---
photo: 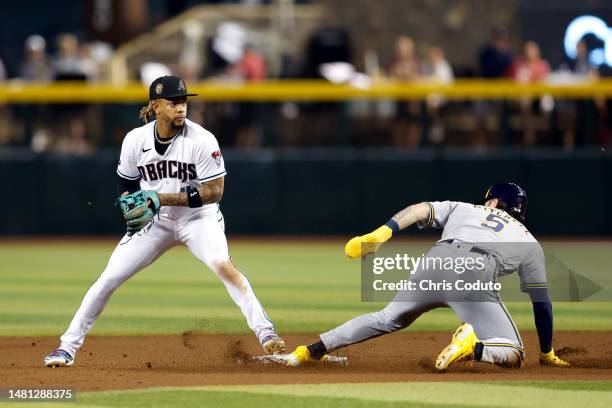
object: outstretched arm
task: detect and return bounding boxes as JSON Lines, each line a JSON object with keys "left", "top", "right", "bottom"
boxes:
{"left": 388, "top": 202, "right": 432, "bottom": 230}
{"left": 345, "top": 202, "right": 431, "bottom": 258}
{"left": 526, "top": 288, "right": 553, "bottom": 354}
{"left": 157, "top": 177, "right": 224, "bottom": 207}
{"left": 526, "top": 288, "right": 570, "bottom": 367}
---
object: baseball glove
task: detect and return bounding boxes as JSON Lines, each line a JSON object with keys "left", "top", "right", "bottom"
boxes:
{"left": 117, "top": 190, "right": 161, "bottom": 236}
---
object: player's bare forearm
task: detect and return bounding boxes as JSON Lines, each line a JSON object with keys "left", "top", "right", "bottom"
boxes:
{"left": 196, "top": 177, "right": 224, "bottom": 204}
{"left": 391, "top": 202, "right": 431, "bottom": 230}
{"left": 157, "top": 177, "right": 224, "bottom": 207}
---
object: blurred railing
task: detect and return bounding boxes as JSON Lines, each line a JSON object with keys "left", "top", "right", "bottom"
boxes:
{"left": 0, "top": 80, "right": 610, "bottom": 150}
{"left": 1, "top": 79, "right": 611, "bottom": 102}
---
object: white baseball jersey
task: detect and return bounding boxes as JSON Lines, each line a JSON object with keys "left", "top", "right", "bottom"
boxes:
{"left": 57, "top": 118, "right": 279, "bottom": 360}
{"left": 418, "top": 201, "right": 546, "bottom": 291}
{"left": 116, "top": 118, "right": 226, "bottom": 218}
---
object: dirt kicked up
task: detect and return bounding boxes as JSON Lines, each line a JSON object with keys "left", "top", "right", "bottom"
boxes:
{"left": 1, "top": 331, "right": 611, "bottom": 392}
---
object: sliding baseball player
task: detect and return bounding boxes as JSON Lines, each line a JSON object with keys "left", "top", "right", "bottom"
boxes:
{"left": 287, "top": 183, "right": 569, "bottom": 370}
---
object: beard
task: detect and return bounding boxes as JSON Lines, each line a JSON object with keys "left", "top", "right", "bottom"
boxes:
{"left": 170, "top": 118, "right": 185, "bottom": 132}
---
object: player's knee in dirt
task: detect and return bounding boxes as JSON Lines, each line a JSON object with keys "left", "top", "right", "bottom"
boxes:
{"left": 496, "top": 349, "right": 523, "bottom": 368}
{"left": 479, "top": 341, "right": 523, "bottom": 368}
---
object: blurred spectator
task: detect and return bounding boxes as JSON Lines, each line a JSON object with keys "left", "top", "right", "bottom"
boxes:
{"left": 390, "top": 36, "right": 421, "bottom": 147}
{"left": 20, "top": 35, "right": 52, "bottom": 82}
{"left": 212, "top": 40, "right": 267, "bottom": 82}
{"left": 566, "top": 39, "right": 598, "bottom": 77}
{"left": 479, "top": 27, "right": 513, "bottom": 78}
{"left": 558, "top": 40, "right": 601, "bottom": 149}
{"left": 49, "top": 33, "right": 94, "bottom": 155}
{"left": 19, "top": 35, "right": 53, "bottom": 152}
{"left": 422, "top": 46, "right": 454, "bottom": 144}
{"left": 508, "top": 41, "right": 551, "bottom": 146}
{"left": 234, "top": 44, "right": 267, "bottom": 147}
{"left": 238, "top": 44, "right": 266, "bottom": 81}
{"left": 302, "top": 26, "right": 352, "bottom": 79}
{"left": 204, "top": 23, "right": 268, "bottom": 148}
{"left": 178, "top": 21, "right": 207, "bottom": 141}
{"left": 0, "top": 55, "right": 16, "bottom": 146}
{"left": 473, "top": 28, "right": 514, "bottom": 148}
{"left": 53, "top": 33, "right": 90, "bottom": 81}
{"left": 178, "top": 20, "right": 204, "bottom": 82}
{"left": 422, "top": 46, "right": 453, "bottom": 84}
{"left": 211, "top": 22, "right": 247, "bottom": 80}
{"left": 390, "top": 36, "right": 420, "bottom": 81}
{"left": 508, "top": 41, "right": 550, "bottom": 83}
{"left": 54, "top": 119, "right": 93, "bottom": 156}
{"left": 80, "top": 41, "right": 114, "bottom": 82}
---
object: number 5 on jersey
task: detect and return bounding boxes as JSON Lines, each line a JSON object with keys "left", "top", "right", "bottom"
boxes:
{"left": 481, "top": 213, "right": 509, "bottom": 232}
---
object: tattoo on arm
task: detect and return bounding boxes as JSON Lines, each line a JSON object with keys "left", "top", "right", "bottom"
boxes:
{"left": 197, "top": 177, "right": 224, "bottom": 204}
{"left": 157, "top": 177, "right": 225, "bottom": 207}
{"left": 157, "top": 192, "right": 188, "bottom": 207}
{"left": 392, "top": 207, "right": 413, "bottom": 224}
{"left": 390, "top": 202, "right": 431, "bottom": 230}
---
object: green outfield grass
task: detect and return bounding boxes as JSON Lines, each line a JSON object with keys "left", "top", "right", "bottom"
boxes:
{"left": 0, "top": 240, "right": 611, "bottom": 336}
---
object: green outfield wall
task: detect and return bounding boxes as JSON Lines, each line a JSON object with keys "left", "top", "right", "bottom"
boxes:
{"left": 1, "top": 147, "right": 610, "bottom": 236}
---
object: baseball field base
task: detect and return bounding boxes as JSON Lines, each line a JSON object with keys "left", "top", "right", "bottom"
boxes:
{"left": 251, "top": 354, "right": 349, "bottom": 365}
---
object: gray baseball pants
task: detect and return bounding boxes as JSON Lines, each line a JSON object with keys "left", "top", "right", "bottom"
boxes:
{"left": 320, "top": 241, "right": 524, "bottom": 367}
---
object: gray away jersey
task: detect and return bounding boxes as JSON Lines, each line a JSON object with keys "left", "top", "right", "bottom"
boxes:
{"left": 417, "top": 201, "right": 547, "bottom": 291}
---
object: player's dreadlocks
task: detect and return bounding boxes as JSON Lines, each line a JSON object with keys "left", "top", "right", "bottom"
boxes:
{"left": 139, "top": 101, "right": 156, "bottom": 123}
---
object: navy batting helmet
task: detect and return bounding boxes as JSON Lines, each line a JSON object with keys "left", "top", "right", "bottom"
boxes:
{"left": 484, "top": 182, "right": 528, "bottom": 222}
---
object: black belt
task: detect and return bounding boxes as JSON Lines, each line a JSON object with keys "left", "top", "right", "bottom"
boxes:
{"left": 442, "top": 239, "right": 489, "bottom": 257}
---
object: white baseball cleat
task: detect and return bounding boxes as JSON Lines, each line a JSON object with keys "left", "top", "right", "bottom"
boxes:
{"left": 44, "top": 349, "right": 75, "bottom": 367}
{"left": 259, "top": 330, "right": 286, "bottom": 355}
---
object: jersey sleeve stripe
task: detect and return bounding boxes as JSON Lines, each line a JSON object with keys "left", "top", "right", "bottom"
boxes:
{"left": 199, "top": 171, "right": 227, "bottom": 182}
{"left": 117, "top": 169, "right": 141, "bottom": 180}
{"left": 423, "top": 202, "right": 435, "bottom": 228}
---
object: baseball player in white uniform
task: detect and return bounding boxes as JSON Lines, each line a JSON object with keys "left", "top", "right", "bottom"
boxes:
{"left": 286, "top": 183, "right": 570, "bottom": 370}
{"left": 44, "top": 75, "right": 284, "bottom": 367}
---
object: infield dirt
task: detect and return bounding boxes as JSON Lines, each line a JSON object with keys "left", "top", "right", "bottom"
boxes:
{"left": 1, "top": 331, "right": 611, "bottom": 392}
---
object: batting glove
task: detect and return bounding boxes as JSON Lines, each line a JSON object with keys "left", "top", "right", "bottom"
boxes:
{"left": 345, "top": 225, "right": 393, "bottom": 258}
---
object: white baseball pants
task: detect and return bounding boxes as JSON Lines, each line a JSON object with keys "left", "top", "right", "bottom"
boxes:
{"left": 58, "top": 212, "right": 275, "bottom": 356}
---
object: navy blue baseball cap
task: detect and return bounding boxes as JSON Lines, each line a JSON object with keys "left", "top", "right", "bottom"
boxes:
{"left": 149, "top": 76, "right": 198, "bottom": 100}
